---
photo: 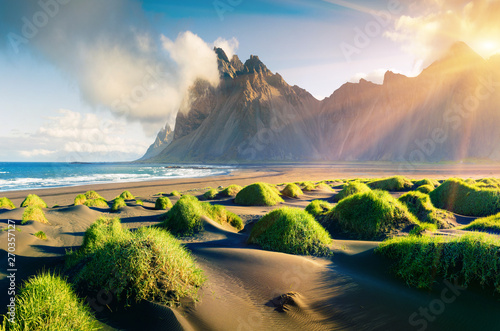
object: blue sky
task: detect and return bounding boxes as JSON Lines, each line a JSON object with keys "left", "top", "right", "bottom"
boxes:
{"left": 1, "top": 0, "right": 497, "bottom": 162}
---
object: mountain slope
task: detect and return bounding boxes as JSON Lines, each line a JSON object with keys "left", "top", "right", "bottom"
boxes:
{"left": 142, "top": 43, "right": 500, "bottom": 163}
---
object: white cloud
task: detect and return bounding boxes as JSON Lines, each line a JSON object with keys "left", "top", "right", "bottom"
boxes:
{"left": 213, "top": 37, "right": 240, "bottom": 59}
{"left": 19, "top": 149, "right": 56, "bottom": 158}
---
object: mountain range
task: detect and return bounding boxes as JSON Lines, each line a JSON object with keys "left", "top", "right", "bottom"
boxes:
{"left": 140, "top": 42, "right": 500, "bottom": 164}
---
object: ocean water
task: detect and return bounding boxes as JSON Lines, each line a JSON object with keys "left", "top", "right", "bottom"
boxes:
{"left": 0, "top": 162, "right": 233, "bottom": 192}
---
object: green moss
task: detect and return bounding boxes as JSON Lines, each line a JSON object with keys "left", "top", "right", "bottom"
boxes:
{"left": 83, "top": 198, "right": 109, "bottom": 208}
{"left": 248, "top": 207, "right": 331, "bottom": 256}
{"left": 281, "top": 183, "right": 303, "bottom": 198}
{"left": 1, "top": 272, "right": 99, "bottom": 331}
{"left": 20, "top": 194, "right": 47, "bottom": 208}
{"left": 155, "top": 197, "right": 173, "bottom": 210}
{"left": 460, "top": 212, "right": 500, "bottom": 233}
{"left": 22, "top": 206, "right": 49, "bottom": 224}
{"left": 84, "top": 190, "right": 103, "bottom": 200}
{"left": 203, "top": 188, "right": 219, "bottom": 200}
{"left": 429, "top": 178, "right": 500, "bottom": 216}
{"left": 74, "top": 194, "right": 87, "bottom": 206}
{"left": 368, "top": 176, "right": 413, "bottom": 191}
{"left": 119, "top": 190, "right": 135, "bottom": 200}
{"left": 320, "top": 190, "right": 418, "bottom": 240}
{"left": 66, "top": 217, "right": 205, "bottom": 307}
{"left": 305, "top": 200, "right": 333, "bottom": 217}
{"left": 0, "top": 197, "right": 15, "bottom": 209}
{"left": 376, "top": 233, "right": 500, "bottom": 291}
{"left": 415, "top": 184, "right": 434, "bottom": 194}
{"left": 169, "top": 190, "right": 182, "bottom": 197}
{"left": 398, "top": 191, "right": 452, "bottom": 229}
{"left": 235, "top": 182, "right": 284, "bottom": 206}
{"left": 111, "top": 197, "right": 127, "bottom": 212}
{"left": 34, "top": 231, "right": 47, "bottom": 240}
{"left": 219, "top": 184, "right": 243, "bottom": 197}
{"left": 335, "top": 181, "right": 371, "bottom": 202}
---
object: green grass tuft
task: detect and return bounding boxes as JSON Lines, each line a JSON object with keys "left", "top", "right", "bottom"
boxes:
{"left": 376, "top": 233, "right": 500, "bottom": 291}
{"left": 248, "top": 207, "right": 331, "bottom": 256}
{"left": 84, "top": 190, "right": 103, "bottom": 200}
{"left": 281, "top": 183, "right": 303, "bottom": 198}
{"left": 111, "top": 197, "right": 127, "bottom": 212}
{"left": 203, "top": 188, "right": 219, "bottom": 200}
{"left": 460, "top": 212, "right": 500, "bottom": 233}
{"left": 415, "top": 184, "right": 434, "bottom": 194}
{"left": 429, "top": 178, "right": 500, "bottom": 216}
{"left": 169, "top": 190, "right": 182, "bottom": 197}
{"left": 305, "top": 200, "right": 333, "bottom": 217}
{"left": 74, "top": 194, "right": 87, "bottom": 205}
{"left": 413, "top": 178, "right": 439, "bottom": 188}
{"left": 320, "top": 190, "right": 418, "bottom": 239}
{"left": 83, "top": 198, "right": 109, "bottom": 208}
{"left": 219, "top": 184, "right": 243, "bottom": 197}
{"left": 314, "top": 183, "right": 333, "bottom": 191}
{"left": 34, "top": 231, "right": 47, "bottom": 240}
{"left": 0, "top": 197, "right": 15, "bottom": 209}
{"left": 22, "top": 206, "right": 49, "bottom": 224}
{"left": 20, "top": 194, "right": 47, "bottom": 208}
{"left": 155, "top": 196, "right": 173, "bottom": 210}
{"left": 235, "top": 182, "right": 284, "bottom": 206}
{"left": 368, "top": 176, "right": 413, "bottom": 191}
{"left": 66, "top": 218, "right": 205, "bottom": 307}
{"left": 1, "top": 272, "right": 99, "bottom": 331}
{"left": 334, "top": 181, "right": 371, "bottom": 202}
{"left": 135, "top": 199, "right": 143, "bottom": 205}
{"left": 398, "top": 191, "right": 453, "bottom": 228}
{"left": 298, "top": 181, "right": 316, "bottom": 191}
{"left": 202, "top": 204, "right": 243, "bottom": 230}
{"left": 119, "top": 190, "right": 135, "bottom": 200}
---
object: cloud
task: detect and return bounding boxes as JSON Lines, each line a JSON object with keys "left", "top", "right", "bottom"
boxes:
{"left": 385, "top": 0, "right": 500, "bottom": 67}
{"left": 19, "top": 149, "right": 56, "bottom": 158}
{"left": 0, "top": 1, "right": 236, "bottom": 136}
{"left": 213, "top": 37, "right": 239, "bottom": 59}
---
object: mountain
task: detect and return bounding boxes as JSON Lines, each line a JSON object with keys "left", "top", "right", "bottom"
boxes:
{"left": 141, "top": 42, "right": 500, "bottom": 163}
{"left": 140, "top": 124, "right": 174, "bottom": 160}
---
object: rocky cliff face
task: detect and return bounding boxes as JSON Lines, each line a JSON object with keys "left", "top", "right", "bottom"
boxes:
{"left": 139, "top": 124, "right": 174, "bottom": 160}
{"left": 141, "top": 42, "right": 500, "bottom": 163}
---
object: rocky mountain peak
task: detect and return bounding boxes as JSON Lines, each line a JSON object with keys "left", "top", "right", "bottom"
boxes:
{"left": 243, "top": 55, "right": 271, "bottom": 75}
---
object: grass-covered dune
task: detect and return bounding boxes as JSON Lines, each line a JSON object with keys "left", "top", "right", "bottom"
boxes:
{"left": 281, "top": 183, "right": 303, "bottom": 198}
{"left": 161, "top": 195, "right": 243, "bottom": 236}
{"left": 415, "top": 184, "right": 434, "bottom": 194}
{"left": 0, "top": 197, "right": 15, "bottom": 209}
{"left": 119, "top": 190, "right": 135, "bottom": 200}
{"left": 111, "top": 197, "right": 127, "bottom": 212}
{"left": 376, "top": 233, "right": 500, "bottom": 292}
{"left": 320, "top": 190, "right": 418, "bottom": 239}
{"left": 203, "top": 188, "right": 219, "bottom": 200}
{"left": 218, "top": 184, "right": 242, "bottom": 197}
{"left": 413, "top": 178, "right": 439, "bottom": 188}
{"left": 334, "top": 181, "right": 371, "bottom": 202}
{"left": 22, "top": 206, "right": 49, "bottom": 224}
{"left": 429, "top": 178, "right": 500, "bottom": 217}
{"left": 20, "top": 194, "right": 47, "bottom": 208}
{"left": 1, "top": 272, "right": 99, "bottom": 331}
{"left": 398, "top": 191, "right": 453, "bottom": 229}
{"left": 66, "top": 216, "right": 205, "bottom": 307}
{"left": 155, "top": 196, "right": 173, "bottom": 210}
{"left": 305, "top": 200, "right": 333, "bottom": 217}
{"left": 460, "top": 212, "right": 500, "bottom": 234}
{"left": 84, "top": 198, "right": 109, "bottom": 208}
{"left": 235, "top": 182, "right": 284, "bottom": 206}
{"left": 248, "top": 207, "right": 331, "bottom": 256}
{"left": 368, "top": 176, "right": 413, "bottom": 191}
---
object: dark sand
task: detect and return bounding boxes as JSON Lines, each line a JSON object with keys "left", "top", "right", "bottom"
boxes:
{"left": 2, "top": 164, "right": 500, "bottom": 330}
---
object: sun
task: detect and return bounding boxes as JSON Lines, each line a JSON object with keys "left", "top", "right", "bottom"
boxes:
{"left": 476, "top": 40, "right": 500, "bottom": 57}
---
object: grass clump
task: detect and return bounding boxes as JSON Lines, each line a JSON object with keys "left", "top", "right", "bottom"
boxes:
{"left": 248, "top": 207, "right": 331, "bottom": 256}
{"left": 119, "top": 190, "right": 135, "bottom": 200}
{"left": 475, "top": 178, "right": 500, "bottom": 189}
{"left": 235, "top": 182, "right": 284, "bottom": 206}
{"left": 281, "top": 183, "right": 303, "bottom": 198}
{"left": 0, "top": 197, "right": 15, "bottom": 209}
{"left": 398, "top": 191, "right": 452, "bottom": 229}
{"left": 416, "top": 184, "right": 433, "bottom": 194}
{"left": 305, "top": 200, "right": 333, "bottom": 217}
{"left": 368, "top": 176, "right": 413, "bottom": 191}
{"left": 219, "top": 184, "right": 242, "bottom": 197}
{"left": 22, "top": 206, "right": 49, "bottom": 224}
{"left": 84, "top": 198, "right": 109, "bottom": 208}
{"left": 66, "top": 217, "right": 205, "bottom": 307}
{"left": 203, "top": 188, "right": 219, "bottom": 200}
{"left": 34, "top": 231, "right": 47, "bottom": 240}
{"left": 20, "top": 194, "right": 47, "bottom": 208}
{"left": 169, "top": 190, "right": 181, "bottom": 197}
{"left": 413, "top": 178, "right": 439, "bottom": 188}
{"left": 314, "top": 183, "right": 333, "bottom": 191}
{"left": 161, "top": 196, "right": 243, "bottom": 235}
{"left": 84, "top": 190, "right": 103, "bottom": 200}
{"left": 155, "top": 196, "right": 173, "bottom": 210}
{"left": 376, "top": 233, "right": 500, "bottom": 291}
{"left": 74, "top": 194, "right": 87, "bottom": 206}
{"left": 111, "top": 197, "right": 127, "bottom": 212}
{"left": 429, "top": 178, "right": 500, "bottom": 217}
{"left": 1, "top": 272, "right": 99, "bottom": 331}
{"left": 460, "top": 212, "right": 500, "bottom": 234}
{"left": 135, "top": 199, "right": 143, "bottom": 205}
{"left": 320, "top": 190, "right": 418, "bottom": 240}
{"left": 298, "top": 181, "right": 316, "bottom": 191}
{"left": 334, "top": 181, "right": 371, "bottom": 202}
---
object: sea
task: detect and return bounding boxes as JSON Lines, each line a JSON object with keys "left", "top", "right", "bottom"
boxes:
{"left": 0, "top": 162, "right": 234, "bottom": 192}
